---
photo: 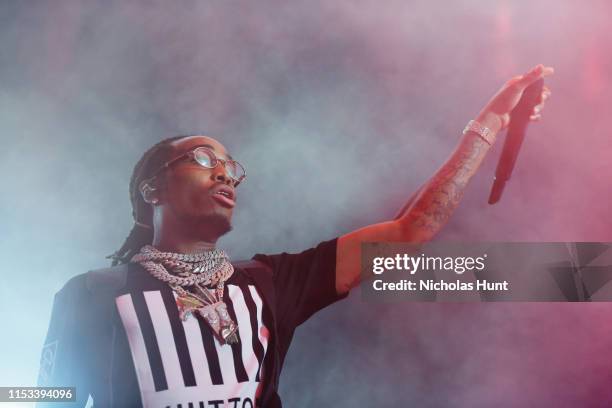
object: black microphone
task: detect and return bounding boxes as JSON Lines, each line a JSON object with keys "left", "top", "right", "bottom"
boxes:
{"left": 488, "top": 78, "right": 544, "bottom": 205}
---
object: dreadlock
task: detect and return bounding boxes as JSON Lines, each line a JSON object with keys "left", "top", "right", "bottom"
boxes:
{"left": 108, "top": 135, "right": 191, "bottom": 265}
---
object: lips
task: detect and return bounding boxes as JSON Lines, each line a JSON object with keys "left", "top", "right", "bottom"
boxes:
{"left": 212, "top": 185, "right": 235, "bottom": 208}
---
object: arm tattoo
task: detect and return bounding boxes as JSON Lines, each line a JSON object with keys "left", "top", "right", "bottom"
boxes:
{"left": 402, "top": 133, "right": 490, "bottom": 238}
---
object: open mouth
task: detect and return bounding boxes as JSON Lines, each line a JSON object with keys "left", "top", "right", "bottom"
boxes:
{"left": 212, "top": 189, "right": 235, "bottom": 208}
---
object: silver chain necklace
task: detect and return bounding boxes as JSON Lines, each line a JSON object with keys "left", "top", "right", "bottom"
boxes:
{"left": 132, "top": 245, "right": 239, "bottom": 345}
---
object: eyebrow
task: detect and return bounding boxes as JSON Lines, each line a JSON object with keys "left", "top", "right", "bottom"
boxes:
{"left": 195, "top": 144, "right": 234, "bottom": 161}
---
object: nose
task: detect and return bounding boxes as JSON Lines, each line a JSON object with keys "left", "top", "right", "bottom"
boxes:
{"left": 211, "top": 162, "right": 234, "bottom": 186}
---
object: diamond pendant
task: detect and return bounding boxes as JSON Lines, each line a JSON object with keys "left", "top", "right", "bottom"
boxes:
{"left": 196, "top": 302, "right": 239, "bottom": 345}
{"left": 176, "top": 293, "right": 205, "bottom": 321}
{"left": 198, "top": 303, "right": 221, "bottom": 334}
{"left": 222, "top": 327, "right": 239, "bottom": 345}
{"left": 215, "top": 303, "right": 239, "bottom": 344}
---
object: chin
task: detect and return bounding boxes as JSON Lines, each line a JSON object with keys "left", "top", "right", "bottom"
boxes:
{"left": 200, "top": 213, "right": 233, "bottom": 237}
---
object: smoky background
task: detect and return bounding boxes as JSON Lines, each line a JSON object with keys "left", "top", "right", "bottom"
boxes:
{"left": 1, "top": 0, "right": 612, "bottom": 406}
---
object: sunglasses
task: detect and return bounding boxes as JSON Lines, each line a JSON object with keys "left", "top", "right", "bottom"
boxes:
{"left": 150, "top": 146, "right": 246, "bottom": 186}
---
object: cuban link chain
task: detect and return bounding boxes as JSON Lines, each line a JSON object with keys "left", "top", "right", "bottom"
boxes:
{"left": 132, "top": 245, "right": 239, "bottom": 344}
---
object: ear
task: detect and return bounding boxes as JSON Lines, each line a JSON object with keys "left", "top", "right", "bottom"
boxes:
{"left": 139, "top": 179, "right": 160, "bottom": 205}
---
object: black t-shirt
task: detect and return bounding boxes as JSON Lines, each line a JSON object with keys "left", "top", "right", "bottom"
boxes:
{"left": 37, "top": 238, "right": 347, "bottom": 407}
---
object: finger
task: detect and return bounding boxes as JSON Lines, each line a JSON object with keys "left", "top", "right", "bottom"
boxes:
{"left": 516, "top": 64, "right": 555, "bottom": 88}
{"left": 534, "top": 65, "right": 555, "bottom": 78}
{"left": 530, "top": 114, "right": 542, "bottom": 121}
{"left": 533, "top": 104, "right": 543, "bottom": 114}
{"left": 541, "top": 66, "right": 555, "bottom": 77}
{"left": 515, "top": 65, "right": 543, "bottom": 87}
{"left": 537, "top": 90, "right": 551, "bottom": 104}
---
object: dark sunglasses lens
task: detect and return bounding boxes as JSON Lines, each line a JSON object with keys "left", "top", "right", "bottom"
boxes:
{"left": 193, "top": 148, "right": 215, "bottom": 168}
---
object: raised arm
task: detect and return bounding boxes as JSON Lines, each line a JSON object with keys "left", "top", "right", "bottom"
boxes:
{"left": 335, "top": 64, "right": 554, "bottom": 295}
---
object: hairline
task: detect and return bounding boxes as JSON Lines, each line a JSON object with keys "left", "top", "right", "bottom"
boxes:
{"left": 170, "top": 142, "right": 234, "bottom": 161}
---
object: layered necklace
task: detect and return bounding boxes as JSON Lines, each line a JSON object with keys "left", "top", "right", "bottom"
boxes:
{"left": 132, "top": 245, "right": 239, "bottom": 345}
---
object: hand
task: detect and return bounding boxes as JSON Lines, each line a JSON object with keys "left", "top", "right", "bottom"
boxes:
{"left": 475, "top": 64, "right": 554, "bottom": 134}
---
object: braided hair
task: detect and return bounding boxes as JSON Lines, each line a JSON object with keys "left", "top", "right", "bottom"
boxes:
{"left": 109, "top": 135, "right": 190, "bottom": 265}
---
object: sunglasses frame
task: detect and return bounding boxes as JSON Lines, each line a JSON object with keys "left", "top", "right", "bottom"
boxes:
{"left": 148, "top": 146, "right": 246, "bottom": 187}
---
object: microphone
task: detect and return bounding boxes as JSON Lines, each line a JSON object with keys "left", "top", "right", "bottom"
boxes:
{"left": 488, "top": 78, "right": 544, "bottom": 205}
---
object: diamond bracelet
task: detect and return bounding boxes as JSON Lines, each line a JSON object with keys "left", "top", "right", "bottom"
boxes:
{"left": 463, "top": 120, "right": 495, "bottom": 145}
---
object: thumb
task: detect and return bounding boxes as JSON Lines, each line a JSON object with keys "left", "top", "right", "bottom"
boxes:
{"left": 515, "top": 64, "right": 554, "bottom": 89}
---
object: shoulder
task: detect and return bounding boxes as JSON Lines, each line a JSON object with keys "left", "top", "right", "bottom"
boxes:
{"left": 233, "top": 259, "right": 272, "bottom": 274}
{"left": 232, "top": 259, "right": 274, "bottom": 290}
{"left": 56, "top": 263, "right": 130, "bottom": 298}
{"left": 251, "top": 238, "right": 339, "bottom": 272}
{"left": 86, "top": 263, "right": 129, "bottom": 292}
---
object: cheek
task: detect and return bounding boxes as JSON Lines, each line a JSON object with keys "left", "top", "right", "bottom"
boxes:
{"left": 167, "top": 173, "right": 214, "bottom": 211}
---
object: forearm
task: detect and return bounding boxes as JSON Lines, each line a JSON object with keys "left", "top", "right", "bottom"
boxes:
{"left": 336, "top": 64, "right": 552, "bottom": 293}
{"left": 393, "top": 184, "right": 423, "bottom": 220}
{"left": 397, "top": 130, "right": 494, "bottom": 241}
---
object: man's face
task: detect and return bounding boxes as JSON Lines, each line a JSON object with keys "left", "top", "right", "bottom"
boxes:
{"left": 159, "top": 135, "right": 238, "bottom": 235}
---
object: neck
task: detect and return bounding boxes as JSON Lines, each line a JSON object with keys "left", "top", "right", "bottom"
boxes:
{"left": 152, "top": 213, "right": 223, "bottom": 255}
{"left": 153, "top": 236, "right": 217, "bottom": 254}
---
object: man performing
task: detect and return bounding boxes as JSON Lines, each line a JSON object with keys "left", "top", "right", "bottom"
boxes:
{"left": 38, "top": 64, "right": 553, "bottom": 407}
